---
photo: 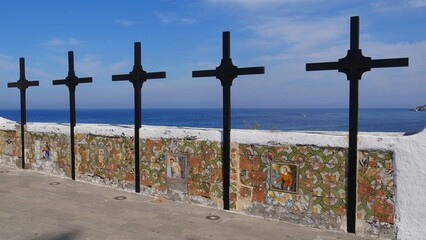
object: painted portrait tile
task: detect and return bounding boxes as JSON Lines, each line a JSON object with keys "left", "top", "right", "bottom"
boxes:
{"left": 166, "top": 154, "right": 187, "bottom": 179}
{"left": 41, "top": 141, "right": 50, "bottom": 159}
{"left": 270, "top": 162, "right": 298, "bottom": 193}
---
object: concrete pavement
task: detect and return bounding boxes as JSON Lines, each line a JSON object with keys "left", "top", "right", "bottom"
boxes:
{"left": 0, "top": 165, "right": 375, "bottom": 240}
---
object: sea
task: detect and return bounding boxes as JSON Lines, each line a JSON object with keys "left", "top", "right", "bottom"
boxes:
{"left": 0, "top": 108, "right": 425, "bottom": 133}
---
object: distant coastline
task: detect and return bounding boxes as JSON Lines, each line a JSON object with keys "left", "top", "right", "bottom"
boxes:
{"left": 410, "top": 105, "right": 426, "bottom": 112}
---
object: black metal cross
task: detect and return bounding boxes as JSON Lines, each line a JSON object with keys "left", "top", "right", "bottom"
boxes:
{"left": 112, "top": 42, "right": 166, "bottom": 193}
{"left": 53, "top": 51, "right": 92, "bottom": 180}
{"left": 7, "top": 58, "right": 39, "bottom": 169}
{"left": 306, "top": 16, "right": 408, "bottom": 233}
{"left": 192, "top": 31, "right": 265, "bottom": 210}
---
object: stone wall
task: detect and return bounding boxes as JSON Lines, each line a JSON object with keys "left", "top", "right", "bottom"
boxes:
{"left": 0, "top": 117, "right": 425, "bottom": 239}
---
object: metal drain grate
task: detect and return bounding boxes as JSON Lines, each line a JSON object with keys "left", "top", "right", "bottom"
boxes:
{"left": 114, "top": 196, "right": 127, "bottom": 200}
{"left": 0, "top": 171, "right": 10, "bottom": 173}
{"left": 206, "top": 215, "right": 220, "bottom": 220}
{"left": 49, "top": 182, "right": 61, "bottom": 185}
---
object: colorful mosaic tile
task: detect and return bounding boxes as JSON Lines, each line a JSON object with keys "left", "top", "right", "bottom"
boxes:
{"left": 25, "top": 132, "right": 71, "bottom": 174}
{"left": 251, "top": 171, "right": 267, "bottom": 188}
{"left": 270, "top": 162, "right": 298, "bottom": 193}
{"left": 329, "top": 197, "right": 346, "bottom": 216}
{"left": 266, "top": 190, "right": 294, "bottom": 208}
{"left": 293, "top": 194, "right": 311, "bottom": 212}
{"left": 0, "top": 131, "right": 19, "bottom": 156}
{"left": 252, "top": 187, "right": 267, "bottom": 203}
{"left": 77, "top": 134, "right": 134, "bottom": 182}
{"left": 188, "top": 181, "right": 210, "bottom": 197}
{"left": 312, "top": 196, "right": 330, "bottom": 214}
{"left": 357, "top": 151, "right": 395, "bottom": 223}
{"left": 0, "top": 126, "right": 398, "bottom": 230}
{"left": 298, "top": 178, "right": 313, "bottom": 195}
{"left": 210, "top": 183, "right": 223, "bottom": 199}
{"left": 239, "top": 169, "right": 252, "bottom": 186}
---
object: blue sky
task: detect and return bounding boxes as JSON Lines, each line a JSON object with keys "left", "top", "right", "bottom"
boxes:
{"left": 0, "top": 0, "right": 425, "bottom": 109}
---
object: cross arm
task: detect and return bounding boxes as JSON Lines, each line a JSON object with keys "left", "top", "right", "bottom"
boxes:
{"left": 306, "top": 61, "right": 340, "bottom": 71}
{"left": 146, "top": 72, "right": 166, "bottom": 79}
{"left": 8, "top": 80, "right": 39, "bottom": 88}
{"left": 370, "top": 58, "right": 408, "bottom": 68}
{"left": 237, "top": 66, "right": 265, "bottom": 75}
{"left": 112, "top": 74, "right": 130, "bottom": 81}
{"left": 192, "top": 69, "right": 217, "bottom": 78}
{"left": 78, "top": 77, "right": 93, "bottom": 83}
{"left": 52, "top": 79, "right": 67, "bottom": 85}
{"left": 27, "top": 81, "right": 39, "bottom": 86}
{"left": 7, "top": 82, "right": 18, "bottom": 88}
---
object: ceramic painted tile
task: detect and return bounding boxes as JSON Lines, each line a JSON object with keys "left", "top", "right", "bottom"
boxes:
{"left": 329, "top": 197, "right": 346, "bottom": 216}
{"left": 239, "top": 154, "right": 253, "bottom": 171}
{"left": 297, "top": 178, "right": 313, "bottom": 195}
{"left": 329, "top": 181, "right": 345, "bottom": 199}
{"left": 238, "top": 144, "right": 255, "bottom": 156}
{"left": 358, "top": 151, "right": 369, "bottom": 167}
{"left": 376, "top": 168, "right": 394, "bottom": 188}
{"left": 298, "top": 161, "right": 312, "bottom": 180}
{"left": 239, "top": 169, "right": 252, "bottom": 186}
{"left": 189, "top": 167, "right": 211, "bottom": 183}
{"left": 358, "top": 165, "right": 377, "bottom": 185}
{"left": 312, "top": 166, "right": 332, "bottom": 197}
{"left": 270, "top": 162, "right": 298, "bottom": 194}
{"left": 0, "top": 131, "right": 18, "bottom": 156}
{"left": 251, "top": 171, "right": 267, "bottom": 188}
{"left": 200, "top": 155, "right": 211, "bottom": 169}
{"left": 273, "top": 146, "right": 294, "bottom": 162}
{"left": 210, "top": 183, "right": 223, "bottom": 199}
{"left": 266, "top": 191, "right": 294, "bottom": 208}
{"left": 26, "top": 132, "right": 70, "bottom": 167}
{"left": 189, "top": 154, "right": 203, "bottom": 168}
{"left": 312, "top": 196, "right": 330, "bottom": 214}
{"left": 373, "top": 199, "right": 395, "bottom": 224}
{"left": 293, "top": 194, "right": 311, "bottom": 212}
{"left": 357, "top": 184, "right": 376, "bottom": 220}
{"left": 238, "top": 186, "right": 252, "bottom": 198}
{"left": 78, "top": 134, "right": 134, "bottom": 181}
{"left": 188, "top": 181, "right": 210, "bottom": 197}
{"left": 313, "top": 182, "right": 330, "bottom": 197}
{"left": 209, "top": 152, "right": 222, "bottom": 169}
{"left": 311, "top": 158, "right": 325, "bottom": 172}
{"left": 166, "top": 154, "right": 188, "bottom": 179}
{"left": 201, "top": 140, "right": 221, "bottom": 155}
{"left": 230, "top": 181, "right": 238, "bottom": 195}
{"left": 252, "top": 187, "right": 267, "bottom": 203}
{"left": 177, "top": 140, "right": 203, "bottom": 154}
{"left": 211, "top": 168, "right": 223, "bottom": 183}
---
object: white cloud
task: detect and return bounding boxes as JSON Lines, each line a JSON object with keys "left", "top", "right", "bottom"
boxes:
{"left": 195, "top": 61, "right": 218, "bottom": 68}
{"left": 74, "top": 54, "right": 103, "bottom": 77}
{"left": 114, "top": 19, "right": 137, "bottom": 26}
{"left": 0, "top": 54, "right": 16, "bottom": 71}
{"left": 247, "top": 16, "right": 347, "bottom": 55}
{"left": 207, "top": 0, "right": 313, "bottom": 7}
{"left": 45, "top": 38, "right": 82, "bottom": 47}
{"left": 26, "top": 66, "right": 57, "bottom": 80}
{"left": 369, "top": 0, "right": 426, "bottom": 11}
{"left": 154, "top": 11, "right": 195, "bottom": 25}
{"left": 406, "top": 0, "right": 426, "bottom": 8}
{"left": 107, "top": 60, "right": 131, "bottom": 73}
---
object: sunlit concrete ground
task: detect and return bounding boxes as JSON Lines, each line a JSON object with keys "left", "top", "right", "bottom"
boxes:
{"left": 0, "top": 165, "right": 375, "bottom": 240}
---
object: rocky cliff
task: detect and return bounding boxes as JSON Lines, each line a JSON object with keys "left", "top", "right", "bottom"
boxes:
{"left": 410, "top": 105, "right": 426, "bottom": 111}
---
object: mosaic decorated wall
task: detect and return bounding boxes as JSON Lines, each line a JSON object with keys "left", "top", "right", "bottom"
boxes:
{"left": 25, "top": 131, "right": 71, "bottom": 177}
{"left": 0, "top": 128, "right": 396, "bottom": 238}
{"left": 0, "top": 130, "right": 20, "bottom": 167}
